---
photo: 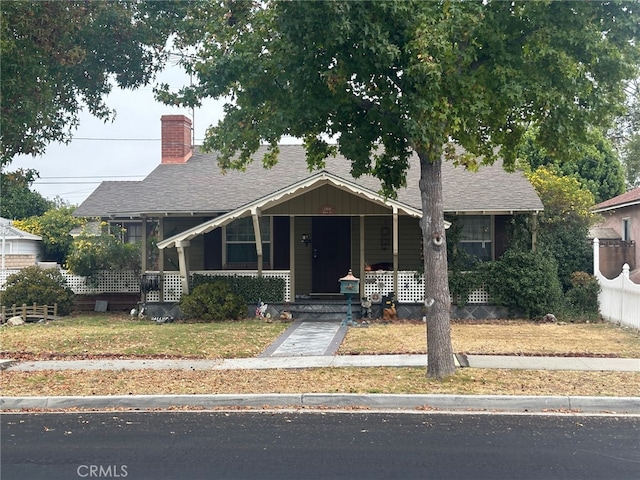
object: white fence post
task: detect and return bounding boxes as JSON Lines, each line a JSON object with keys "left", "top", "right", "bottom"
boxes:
{"left": 593, "top": 237, "right": 600, "bottom": 276}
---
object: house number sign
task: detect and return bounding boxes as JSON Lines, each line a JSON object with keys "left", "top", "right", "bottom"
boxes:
{"left": 318, "top": 204, "right": 336, "bottom": 214}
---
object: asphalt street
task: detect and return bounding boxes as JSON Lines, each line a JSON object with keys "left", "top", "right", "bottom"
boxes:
{"left": 2, "top": 411, "right": 639, "bottom": 480}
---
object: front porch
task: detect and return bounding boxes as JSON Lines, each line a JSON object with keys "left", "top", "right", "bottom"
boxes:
{"left": 137, "top": 270, "right": 508, "bottom": 321}
{"left": 18, "top": 269, "right": 512, "bottom": 320}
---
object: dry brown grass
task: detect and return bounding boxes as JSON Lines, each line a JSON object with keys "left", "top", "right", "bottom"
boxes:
{"left": 2, "top": 368, "right": 638, "bottom": 397}
{"left": 2, "top": 316, "right": 639, "bottom": 399}
{"left": 339, "top": 320, "right": 640, "bottom": 357}
{"left": 0, "top": 314, "right": 288, "bottom": 360}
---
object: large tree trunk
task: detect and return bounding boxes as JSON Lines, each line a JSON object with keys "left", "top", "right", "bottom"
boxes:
{"left": 417, "top": 146, "right": 456, "bottom": 379}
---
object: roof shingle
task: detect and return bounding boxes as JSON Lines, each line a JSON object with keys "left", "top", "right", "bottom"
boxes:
{"left": 74, "top": 145, "right": 543, "bottom": 217}
{"left": 593, "top": 187, "right": 640, "bottom": 212}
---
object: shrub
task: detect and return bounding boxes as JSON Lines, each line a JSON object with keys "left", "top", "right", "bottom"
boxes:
{"left": 179, "top": 282, "right": 247, "bottom": 321}
{"left": 448, "top": 268, "right": 485, "bottom": 306}
{"left": 564, "top": 271, "right": 600, "bottom": 319}
{"left": 191, "top": 274, "right": 285, "bottom": 303}
{"left": 65, "top": 229, "right": 141, "bottom": 285}
{"left": 482, "top": 250, "right": 563, "bottom": 319}
{"left": 0, "top": 266, "right": 75, "bottom": 315}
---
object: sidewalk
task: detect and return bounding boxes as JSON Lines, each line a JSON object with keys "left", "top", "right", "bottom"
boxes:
{"left": 2, "top": 352, "right": 639, "bottom": 413}
{"left": 2, "top": 354, "right": 639, "bottom": 372}
{"left": 2, "top": 320, "right": 639, "bottom": 413}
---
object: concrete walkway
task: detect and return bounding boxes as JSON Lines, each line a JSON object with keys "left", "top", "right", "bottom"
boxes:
{"left": 260, "top": 321, "right": 347, "bottom": 357}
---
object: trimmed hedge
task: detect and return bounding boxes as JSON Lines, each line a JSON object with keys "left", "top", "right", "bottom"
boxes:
{"left": 190, "top": 274, "right": 285, "bottom": 303}
{"left": 179, "top": 282, "right": 247, "bottom": 321}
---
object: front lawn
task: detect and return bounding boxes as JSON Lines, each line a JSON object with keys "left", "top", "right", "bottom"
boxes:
{"left": 2, "top": 368, "right": 639, "bottom": 398}
{"left": 0, "top": 314, "right": 289, "bottom": 360}
{"left": 2, "top": 314, "right": 640, "bottom": 399}
{"left": 2, "top": 315, "right": 639, "bottom": 360}
{"left": 340, "top": 320, "right": 640, "bottom": 357}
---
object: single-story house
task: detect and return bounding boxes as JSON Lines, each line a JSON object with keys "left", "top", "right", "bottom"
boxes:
{"left": 0, "top": 217, "right": 42, "bottom": 270}
{"left": 591, "top": 187, "right": 640, "bottom": 283}
{"left": 74, "top": 115, "right": 543, "bottom": 317}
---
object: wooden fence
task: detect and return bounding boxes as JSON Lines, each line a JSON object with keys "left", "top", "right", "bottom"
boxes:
{"left": 2, "top": 303, "right": 58, "bottom": 322}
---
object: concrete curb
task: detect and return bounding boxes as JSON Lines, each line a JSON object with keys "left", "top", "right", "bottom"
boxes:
{"left": 0, "top": 359, "right": 15, "bottom": 370}
{"left": 2, "top": 394, "right": 639, "bottom": 414}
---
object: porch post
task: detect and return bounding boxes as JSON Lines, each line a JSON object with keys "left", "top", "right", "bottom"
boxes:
{"left": 392, "top": 207, "right": 399, "bottom": 297}
{"left": 141, "top": 215, "right": 147, "bottom": 272}
{"left": 531, "top": 212, "right": 538, "bottom": 252}
{"left": 176, "top": 240, "right": 190, "bottom": 296}
{"left": 158, "top": 217, "right": 165, "bottom": 301}
{"left": 290, "top": 216, "right": 296, "bottom": 300}
{"left": 251, "top": 208, "right": 263, "bottom": 276}
{"left": 359, "top": 215, "right": 365, "bottom": 298}
{"left": 140, "top": 215, "right": 147, "bottom": 304}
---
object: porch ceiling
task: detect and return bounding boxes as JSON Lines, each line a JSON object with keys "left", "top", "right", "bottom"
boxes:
{"left": 157, "top": 171, "right": 440, "bottom": 250}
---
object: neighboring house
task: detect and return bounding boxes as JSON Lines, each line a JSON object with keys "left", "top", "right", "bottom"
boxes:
{"left": 74, "top": 115, "right": 543, "bottom": 310}
{"left": 591, "top": 187, "right": 640, "bottom": 283}
{"left": 0, "top": 217, "right": 42, "bottom": 269}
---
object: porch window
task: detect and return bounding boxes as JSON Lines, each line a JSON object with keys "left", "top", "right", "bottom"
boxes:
{"left": 226, "top": 217, "right": 271, "bottom": 264}
{"left": 112, "top": 222, "right": 142, "bottom": 244}
{"left": 458, "top": 215, "right": 492, "bottom": 262}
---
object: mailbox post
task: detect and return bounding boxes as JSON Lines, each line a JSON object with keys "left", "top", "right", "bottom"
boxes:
{"left": 339, "top": 269, "right": 360, "bottom": 327}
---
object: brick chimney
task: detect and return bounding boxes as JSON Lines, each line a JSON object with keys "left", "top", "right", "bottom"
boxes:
{"left": 161, "top": 115, "right": 193, "bottom": 164}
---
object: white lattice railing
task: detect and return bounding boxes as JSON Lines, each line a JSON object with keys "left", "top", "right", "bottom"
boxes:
{"left": 2, "top": 268, "right": 485, "bottom": 304}
{"left": 143, "top": 270, "right": 291, "bottom": 303}
{"left": 364, "top": 270, "right": 490, "bottom": 305}
{"left": 0, "top": 269, "right": 20, "bottom": 289}
{"left": 1, "top": 269, "right": 290, "bottom": 302}
{"left": 1, "top": 269, "right": 142, "bottom": 294}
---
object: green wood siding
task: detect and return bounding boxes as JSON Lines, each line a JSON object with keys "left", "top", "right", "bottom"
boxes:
{"left": 264, "top": 184, "right": 390, "bottom": 216}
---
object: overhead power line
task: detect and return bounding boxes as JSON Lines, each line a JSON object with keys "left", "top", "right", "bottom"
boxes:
{"left": 70, "top": 137, "right": 206, "bottom": 142}
{"left": 36, "top": 175, "right": 146, "bottom": 179}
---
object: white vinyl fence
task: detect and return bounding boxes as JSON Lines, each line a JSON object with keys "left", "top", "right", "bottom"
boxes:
{"left": 593, "top": 238, "right": 640, "bottom": 329}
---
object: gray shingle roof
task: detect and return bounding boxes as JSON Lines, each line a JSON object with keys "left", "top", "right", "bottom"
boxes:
{"left": 74, "top": 145, "right": 543, "bottom": 217}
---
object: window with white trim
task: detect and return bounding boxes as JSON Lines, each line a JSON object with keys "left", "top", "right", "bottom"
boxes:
{"left": 225, "top": 217, "right": 271, "bottom": 264}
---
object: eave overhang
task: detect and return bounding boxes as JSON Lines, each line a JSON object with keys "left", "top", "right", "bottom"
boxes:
{"left": 593, "top": 200, "right": 640, "bottom": 214}
{"left": 157, "top": 171, "right": 447, "bottom": 250}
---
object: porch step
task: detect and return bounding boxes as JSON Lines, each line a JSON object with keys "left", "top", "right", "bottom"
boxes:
{"left": 286, "top": 301, "right": 361, "bottom": 322}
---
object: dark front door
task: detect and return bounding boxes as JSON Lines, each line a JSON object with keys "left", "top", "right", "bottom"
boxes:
{"left": 312, "top": 217, "right": 351, "bottom": 293}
